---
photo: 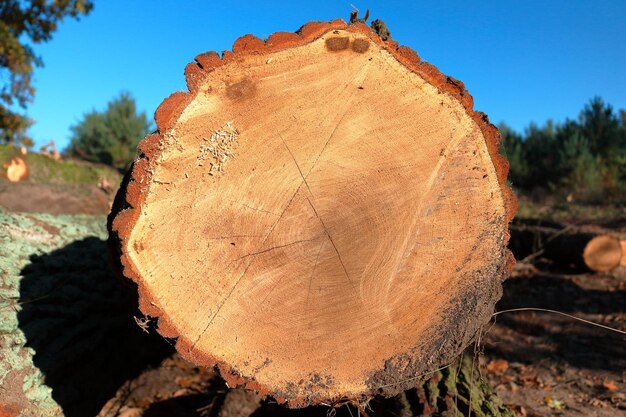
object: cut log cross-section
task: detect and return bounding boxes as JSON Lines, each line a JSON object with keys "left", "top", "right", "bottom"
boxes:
{"left": 584, "top": 235, "right": 623, "bottom": 272}
{"left": 109, "top": 19, "right": 516, "bottom": 407}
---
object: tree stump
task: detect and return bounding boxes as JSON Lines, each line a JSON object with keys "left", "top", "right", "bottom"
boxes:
{"left": 109, "top": 19, "right": 516, "bottom": 407}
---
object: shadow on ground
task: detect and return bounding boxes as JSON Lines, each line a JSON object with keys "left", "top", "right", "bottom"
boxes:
{"left": 485, "top": 271, "right": 626, "bottom": 371}
{"left": 142, "top": 388, "right": 418, "bottom": 417}
{"left": 17, "top": 237, "right": 174, "bottom": 417}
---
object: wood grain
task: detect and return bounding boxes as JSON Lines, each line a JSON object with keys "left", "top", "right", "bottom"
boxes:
{"left": 109, "top": 20, "right": 516, "bottom": 407}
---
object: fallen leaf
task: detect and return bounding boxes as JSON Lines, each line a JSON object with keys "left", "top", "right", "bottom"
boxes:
{"left": 175, "top": 376, "right": 195, "bottom": 388}
{"left": 173, "top": 388, "right": 192, "bottom": 397}
{"left": 118, "top": 406, "right": 143, "bottom": 417}
{"left": 589, "top": 398, "right": 609, "bottom": 408}
{"left": 544, "top": 396, "right": 566, "bottom": 410}
{"left": 510, "top": 404, "right": 527, "bottom": 417}
{"left": 603, "top": 380, "right": 618, "bottom": 392}
{"left": 487, "top": 359, "right": 509, "bottom": 374}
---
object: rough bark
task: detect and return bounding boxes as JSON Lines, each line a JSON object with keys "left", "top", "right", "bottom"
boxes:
{"left": 109, "top": 18, "right": 516, "bottom": 406}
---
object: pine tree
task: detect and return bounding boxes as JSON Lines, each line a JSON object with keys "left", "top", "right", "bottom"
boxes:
{"left": 67, "top": 92, "right": 152, "bottom": 169}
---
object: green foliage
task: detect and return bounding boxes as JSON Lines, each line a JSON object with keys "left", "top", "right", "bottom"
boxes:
{"left": 67, "top": 92, "right": 152, "bottom": 169}
{"left": 0, "top": 104, "right": 33, "bottom": 145}
{"left": 0, "top": 0, "right": 93, "bottom": 146}
{"left": 558, "top": 132, "right": 603, "bottom": 200}
{"left": 500, "top": 97, "right": 626, "bottom": 202}
{"left": 499, "top": 123, "right": 528, "bottom": 187}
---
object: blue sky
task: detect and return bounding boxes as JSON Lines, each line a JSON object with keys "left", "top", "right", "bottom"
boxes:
{"left": 26, "top": 0, "right": 626, "bottom": 149}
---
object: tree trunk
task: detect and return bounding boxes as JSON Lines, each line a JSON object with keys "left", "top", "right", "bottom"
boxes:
{"left": 509, "top": 219, "right": 623, "bottom": 272}
{"left": 109, "top": 18, "right": 515, "bottom": 407}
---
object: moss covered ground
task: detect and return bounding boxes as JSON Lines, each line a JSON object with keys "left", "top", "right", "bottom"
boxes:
{"left": 0, "top": 210, "right": 107, "bottom": 416}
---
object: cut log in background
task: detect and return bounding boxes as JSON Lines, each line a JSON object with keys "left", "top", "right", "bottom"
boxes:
{"left": 509, "top": 219, "right": 625, "bottom": 273}
{"left": 109, "top": 18, "right": 516, "bottom": 406}
{"left": 4, "top": 157, "right": 28, "bottom": 182}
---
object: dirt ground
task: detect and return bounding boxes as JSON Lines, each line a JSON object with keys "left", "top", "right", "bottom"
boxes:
{"left": 0, "top": 182, "right": 114, "bottom": 214}
{"left": 480, "top": 263, "right": 626, "bottom": 417}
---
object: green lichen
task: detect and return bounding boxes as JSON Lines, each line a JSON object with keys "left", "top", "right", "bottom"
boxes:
{"left": 0, "top": 209, "right": 107, "bottom": 416}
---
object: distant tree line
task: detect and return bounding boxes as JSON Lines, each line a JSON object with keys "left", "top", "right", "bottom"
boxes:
{"left": 67, "top": 92, "right": 152, "bottom": 170}
{"left": 500, "top": 97, "right": 626, "bottom": 202}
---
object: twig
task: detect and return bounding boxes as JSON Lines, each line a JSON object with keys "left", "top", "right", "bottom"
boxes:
{"left": 493, "top": 307, "right": 626, "bottom": 336}
{"left": 349, "top": 7, "right": 369, "bottom": 24}
{"left": 517, "top": 224, "right": 576, "bottom": 264}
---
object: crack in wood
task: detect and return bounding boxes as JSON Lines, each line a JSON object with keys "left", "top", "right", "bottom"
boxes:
{"left": 232, "top": 236, "right": 322, "bottom": 263}
{"left": 306, "top": 239, "right": 326, "bottom": 310}
{"left": 206, "top": 234, "right": 261, "bottom": 240}
{"left": 306, "top": 196, "right": 358, "bottom": 294}
{"left": 224, "top": 198, "right": 280, "bottom": 216}
{"left": 190, "top": 80, "right": 361, "bottom": 351}
{"left": 283, "top": 137, "right": 358, "bottom": 295}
